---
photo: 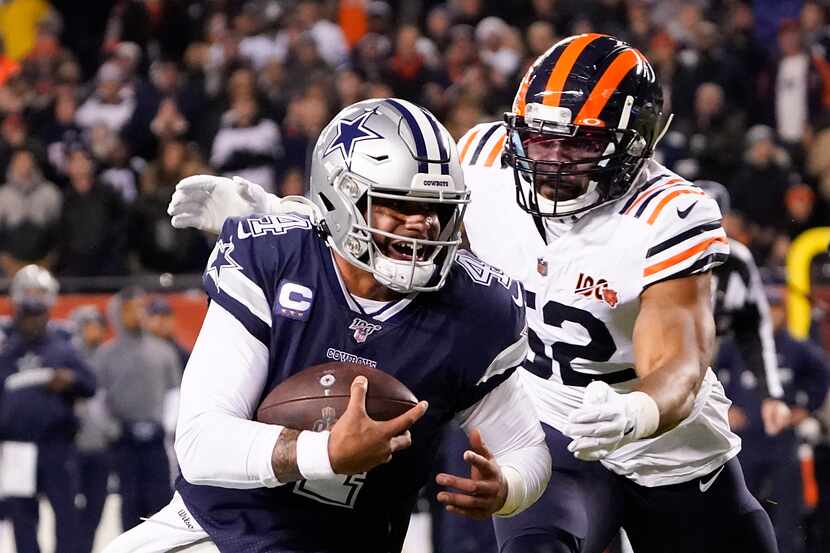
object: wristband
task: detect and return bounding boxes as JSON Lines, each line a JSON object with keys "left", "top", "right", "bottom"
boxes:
{"left": 494, "top": 466, "right": 526, "bottom": 517}
{"left": 627, "top": 391, "right": 660, "bottom": 439}
{"left": 296, "top": 430, "right": 336, "bottom": 480}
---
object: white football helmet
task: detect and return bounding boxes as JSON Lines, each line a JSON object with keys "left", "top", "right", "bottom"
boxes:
{"left": 310, "top": 98, "right": 470, "bottom": 293}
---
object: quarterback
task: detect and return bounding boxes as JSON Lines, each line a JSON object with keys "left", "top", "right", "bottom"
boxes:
{"left": 167, "top": 35, "right": 778, "bottom": 553}
{"left": 105, "top": 98, "right": 550, "bottom": 553}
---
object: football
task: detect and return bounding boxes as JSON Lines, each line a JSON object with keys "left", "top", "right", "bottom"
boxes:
{"left": 256, "top": 362, "right": 418, "bottom": 431}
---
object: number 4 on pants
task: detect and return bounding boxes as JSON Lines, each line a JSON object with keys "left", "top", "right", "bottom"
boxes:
{"left": 293, "top": 473, "right": 367, "bottom": 508}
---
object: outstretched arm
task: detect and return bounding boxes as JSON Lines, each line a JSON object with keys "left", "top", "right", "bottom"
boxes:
{"left": 167, "top": 175, "right": 319, "bottom": 233}
{"left": 566, "top": 274, "right": 715, "bottom": 461}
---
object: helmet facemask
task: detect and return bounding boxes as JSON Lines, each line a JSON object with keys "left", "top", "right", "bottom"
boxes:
{"left": 328, "top": 169, "right": 469, "bottom": 293}
{"left": 505, "top": 110, "right": 650, "bottom": 218}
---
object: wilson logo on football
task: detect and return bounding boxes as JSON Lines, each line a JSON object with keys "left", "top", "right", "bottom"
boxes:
{"left": 574, "top": 272, "right": 619, "bottom": 309}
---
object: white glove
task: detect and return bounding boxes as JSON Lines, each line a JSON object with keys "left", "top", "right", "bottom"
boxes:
{"left": 167, "top": 174, "right": 278, "bottom": 233}
{"left": 565, "top": 381, "right": 659, "bottom": 461}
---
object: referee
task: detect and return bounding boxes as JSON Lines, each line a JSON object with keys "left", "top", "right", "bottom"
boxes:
{"left": 697, "top": 180, "right": 790, "bottom": 435}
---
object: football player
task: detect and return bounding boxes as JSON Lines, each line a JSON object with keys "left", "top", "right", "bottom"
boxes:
{"left": 167, "top": 35, "right": 781, "bottom": 553}
{"left": 103, "top": 99, "right": 550, "bottom": 553}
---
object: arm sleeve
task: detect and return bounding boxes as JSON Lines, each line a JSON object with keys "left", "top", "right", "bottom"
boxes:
{"left": 174, "top": 300, "right": 284, "bottom": 489}
{"left": 718, "top": 243, "right": 783, "bottom": 399}
{"left": 457, "top": 371, "right": 550, "bottom": 517}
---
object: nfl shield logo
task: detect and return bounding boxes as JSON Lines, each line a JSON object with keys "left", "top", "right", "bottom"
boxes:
{"left": 537, "top": 258, "right": 548, "bottom": 276}
{"left": 349, "top": 318, "right": 382, "bottom": 343}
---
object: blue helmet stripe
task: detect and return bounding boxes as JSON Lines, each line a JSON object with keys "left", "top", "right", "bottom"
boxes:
{"left": 385, "top": 99, "right": 429, "bottom": 174}
{"left": 419, "top": 107, "right": 450, "bottom": 175}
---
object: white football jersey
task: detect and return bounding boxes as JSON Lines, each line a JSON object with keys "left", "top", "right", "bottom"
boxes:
{"left": 459, "top": 122, "right": 741, "bottom": 487}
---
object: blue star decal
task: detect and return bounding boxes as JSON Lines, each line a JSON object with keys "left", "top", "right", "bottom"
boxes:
{"left": 323, "top": 111, "right": 383, "bottom": 167}
{"left": 206, "top": 238, "right": 242, "bottom": 290}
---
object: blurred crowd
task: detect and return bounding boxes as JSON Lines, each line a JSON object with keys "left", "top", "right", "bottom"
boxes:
{"left": 0, "top": 1, "right": 829, "bottom": 551}
{"left": 0, "top": 0, "right": 826, "bottom": 280}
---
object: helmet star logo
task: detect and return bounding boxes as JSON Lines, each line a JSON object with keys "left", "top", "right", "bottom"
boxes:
{"left": 323, "top": 111, "right": 383, "bottom": 167}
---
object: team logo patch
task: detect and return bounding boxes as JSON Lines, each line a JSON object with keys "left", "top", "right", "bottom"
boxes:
{"left": 275, "top": 281, "right": 314, "bottom": 321}
{"left": 205, "top": 239, "right": 242, "bottom": 291}
{"left": 574, "top": 272, "right": 620, "bottom": 309}
{"left": 537, "top": 257, "right": 548, "bottom": 276}
{"left": 323, "top": 110, "right": 383, "bottom": 167}
{"left": 349, "top": 318, "right": 381, "bottom": 343}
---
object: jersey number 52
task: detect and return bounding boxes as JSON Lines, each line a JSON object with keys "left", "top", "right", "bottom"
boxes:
{"left": 523, "top": 291, "right": 636, "bottom": 385}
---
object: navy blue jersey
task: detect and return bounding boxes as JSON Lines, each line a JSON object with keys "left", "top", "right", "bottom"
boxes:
{"left": 0, "top": 325, "right": 96, "bottom": 442}
{"left": 177, "top": 214, "right": 526, "bottom": 553}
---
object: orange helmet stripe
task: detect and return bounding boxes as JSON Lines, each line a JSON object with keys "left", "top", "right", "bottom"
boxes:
{"left": 513, "top": 65, "right": 534, "bottom": 115}
{"left": 542, "top": 33, "right": 602, "bottom": 108}
{"left": 575, "top": 49, "right": 641, "bottom": 124}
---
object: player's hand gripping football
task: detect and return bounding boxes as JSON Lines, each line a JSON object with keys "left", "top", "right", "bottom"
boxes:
{"left": 168, "top": 174, "right": 276, "bottom": 232}
{"left": 435, "top": 429, "right": 509, "bottom": 519}
{"left": 328, "top": 376, "right": 428, "bottom": 475}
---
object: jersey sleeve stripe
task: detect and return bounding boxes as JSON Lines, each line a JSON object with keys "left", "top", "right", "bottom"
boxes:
{"left": 483, "top": 133, "right": 507, "bottom": 167}
{"left": 632, "top": 180, "right": 688, "bottom": 217}
{"left": 643, "top": 235, "right": 728, "bottom": 277}
{"left": 665, "top": 252, "right": 730, "bottom": 281}
{"left": 623, "top": 177, "right": 683, "bottom": 215}
{"left": 208, "top": 268, "right": 273, "bottom": 327}
{"left": 645, "top": 220, "right": 722, "bottom": 258}
{"left": 645, "top": 189, "right": 706, "bottom": 225}
{"left": 617, "top": 173, "right": 670, "bottom": 214}
{"left": 459, "top": 129, "right": 480, "bottom": 163}
{"left": 469, "top": 124, "right": 501, "bottom": 165}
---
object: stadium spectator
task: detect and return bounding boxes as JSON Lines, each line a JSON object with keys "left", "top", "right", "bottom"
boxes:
{"left": 92, "top": 287, "right": 181, "bottom": 532}
{"left": 40, "top": 90, "right": 82, "bottom": 182}
{"left": 129, "top": 140, "right": 210, "bottom": 273}
{"left": 0, "top": 148, "right": 60, "bottom": 276}
{"left": 75, "top": 62, "right": 136, "bottom": 134}
{"left": 210, "top": 95, "right": 282, "bottom": 193}
{"left": 55, "top": 146, "right": 128, "bottom": 277}
{"left": 730, "top": 125, "right": 794, "bottom": 238}
{"left": 98, "top": 134, "right": 144, "bottom": 204}
{"left": 761, "top": 19, "right": 828, "bottom": 165}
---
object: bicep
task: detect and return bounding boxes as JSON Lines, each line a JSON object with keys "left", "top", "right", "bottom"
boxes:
{"left": 634, "top": 273, "right": 715, "bottom": 382}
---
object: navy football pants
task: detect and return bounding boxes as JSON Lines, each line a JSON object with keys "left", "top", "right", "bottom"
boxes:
{"left": 6, "top": 441, "right": 81, "bottom": 553}
{"left": 494, "top": 424, "right": 779, "bottom": 553}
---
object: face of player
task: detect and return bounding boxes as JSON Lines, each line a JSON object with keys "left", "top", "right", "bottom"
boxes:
{"left": 15, "top": 309, "right": 49, "bottom": 341}
{"left": 524, "top": 133, "right": 608, "bottom": 202}
{"left": 367, "top": 197, "right": 444, "bottom": 263}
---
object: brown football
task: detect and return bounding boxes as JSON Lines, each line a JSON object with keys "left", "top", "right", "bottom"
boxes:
{"left": 256, "top": 362, "right": 418, "bottom": 431}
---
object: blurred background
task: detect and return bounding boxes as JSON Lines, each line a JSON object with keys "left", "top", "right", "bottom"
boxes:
{"left": 0, "top": 0, "right": 827, "bottom": 552}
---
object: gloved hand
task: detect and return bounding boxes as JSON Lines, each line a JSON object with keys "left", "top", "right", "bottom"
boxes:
{"left": 167, "top": 175, "right": 278, "bottom": 233}
{"left": 565, "top": 381, "right": 659, "bottom": 461}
